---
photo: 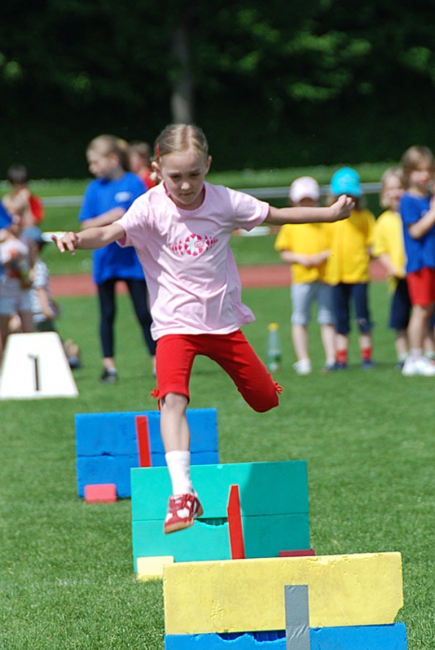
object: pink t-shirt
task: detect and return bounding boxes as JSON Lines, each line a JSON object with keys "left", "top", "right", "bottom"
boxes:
{"left": 117, "top": 181, "right": 269, "bottom": 340}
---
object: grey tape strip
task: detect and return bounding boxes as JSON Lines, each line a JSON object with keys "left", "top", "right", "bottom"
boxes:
{"left": 285, "top": 584, "right": 310, "bottom": 650}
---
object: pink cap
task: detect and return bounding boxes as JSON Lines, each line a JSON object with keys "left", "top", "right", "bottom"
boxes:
{"left": 289, "top": 176, "right": 320, "bottom": 203}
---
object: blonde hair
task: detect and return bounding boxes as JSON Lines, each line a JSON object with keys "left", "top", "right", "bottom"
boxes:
{"left": 128, "top": 141, "right": 152, "bottom": 165}
{"left": 380, "top": 167, "right": 404, "bottom": 208}
{"left": 154, "top": 124, "right": 208, "bottom": 161}
{"left": 87, "top": 135, "right": 130, "bottom": 171}
{"left": 400, "top": 145, "right": 434, "bottom": 188}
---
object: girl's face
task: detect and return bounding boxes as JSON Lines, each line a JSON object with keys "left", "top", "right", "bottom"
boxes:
{"left": 153, "top": 150, "right": 211, "bottom": 210}
{"left": 87, "top": 150, "right": 120, "bottom": 180}
{"left": 382, "top": 175, "right": 404, "bottom": 212}
{"left": 408, "top": 161, "right": 434, "bottom": 196}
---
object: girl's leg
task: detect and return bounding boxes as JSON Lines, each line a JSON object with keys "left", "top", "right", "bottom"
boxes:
{"left": 332, "top": 283, "right": 350, "bottom": 366}
{"left": 18, "top": 309, "right": 33, "bottom": 333}
{"left": 97, "top": 279, "right": 117, "bottom": 375}
{"left": 352, "top": 283, "right": 374, "bottom": 366}
{"left": 320, "top": 323, "right": 336, "bottom": 365}
{"left": 155, "top": 336, "right": 203, "bottom": 532}
{"left": 408, "top": 304, "right": 432, "bottom": 351}
{"left": 125, "top": 278, "right": 157, "bottom": 364}
{"left": 205, "top": 330, "right": 279, "bottom": 412}
{"left": 291, "top": 324, "right": 309, "bottom": 361}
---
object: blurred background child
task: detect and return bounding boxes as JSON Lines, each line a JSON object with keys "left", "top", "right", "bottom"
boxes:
{"left": 128, "top": 141, "right": 157, "bottom": 191}
{"left": 79, "top": 134, "right": 156, "bottom": 382}
{"left": 399, "top": 145, "right": 435, "bottom": 376}
{"left": 327, "top": 167, "right": 376, "bottom": 369}
{"left": 274, "top": 176, "right": 336, "bottom": 374}
{"left": 0, "top": 197, "right": 35, "bottom": 356}
{"left": 4, "top": 164, "right": 44, "bottom": 233}
{"left": 30, "top": 234, "right": 81, "bottom": 369}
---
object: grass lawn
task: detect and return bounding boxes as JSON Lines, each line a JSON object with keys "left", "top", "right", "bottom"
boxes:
{"left": 0, "top": 280, "right": 434, "bottom": 649}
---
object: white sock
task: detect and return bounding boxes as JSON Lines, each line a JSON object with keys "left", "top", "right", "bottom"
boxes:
{"left": 410, "top": 348, "right": 423, "bottom": 359}
{"left": 165, "top": 450, "right": 193, "bottom": 496}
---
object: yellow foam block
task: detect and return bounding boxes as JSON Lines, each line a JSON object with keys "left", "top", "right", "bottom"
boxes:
{"left": 163, "top": 552, "right": 403, "bottom": 634}
{"left": 137, "top": 555, "right": 174, "bottom": 581}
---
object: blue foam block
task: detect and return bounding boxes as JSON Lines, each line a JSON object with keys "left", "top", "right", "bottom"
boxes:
{"left": 165, "top": 623, "right": 408, "bottom": 649}
{"left": 77, "top": 455, "right": 138, "bottom": 498}
{"left": 75, "top": 409, "right": 218, "bottom": 456}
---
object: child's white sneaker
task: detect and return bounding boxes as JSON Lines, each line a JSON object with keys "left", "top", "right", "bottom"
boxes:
{"left": 293, "top": 359, "right": 312, "bottom": 375}
{"left": 402, "top": 356, "right": 435, "bottom": 376}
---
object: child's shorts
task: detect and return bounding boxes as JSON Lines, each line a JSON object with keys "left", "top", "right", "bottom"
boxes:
{"left": 153, "top": 330, "right": 280, "bottom": 413}
{"left": 406, "top": 267, "right": 435, "bottom": 307}
{"left": 291, "top": 281, "right": 335, "bottom": 326}
{"left": 332, "top": 282, "right": 372, "bottom": 335}
{"left": 389, "top": 279, "right": 411, "bottom": 330}
{"left": 0, "top": 292, "right": 31, "bottom": 316}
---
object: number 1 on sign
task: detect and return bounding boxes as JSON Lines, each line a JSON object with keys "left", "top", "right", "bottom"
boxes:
{"left": 28, "top": 354, "right": 40, "bottom": 392}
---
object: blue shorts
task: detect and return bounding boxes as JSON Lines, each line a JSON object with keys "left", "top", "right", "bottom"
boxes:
{"left": 389, "top": 279, "right": 411, "bottom": 330}
{"left": 291, "top": 281, "right": 335, "bottom": 326}
{"left": 332, "top": 282, "right": 372, "bottom": 335}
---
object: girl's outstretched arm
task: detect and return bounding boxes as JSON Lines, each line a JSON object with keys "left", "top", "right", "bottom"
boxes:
{"left": 52, "top": 222, "right": 126, "bottom": 255}
{"left": 265, "top": 194, "right": 354, "bottom": 225}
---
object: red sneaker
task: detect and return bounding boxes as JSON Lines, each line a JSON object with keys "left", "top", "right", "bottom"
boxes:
{"left": 164, "top": 493, "right": 204, "bottom": 534}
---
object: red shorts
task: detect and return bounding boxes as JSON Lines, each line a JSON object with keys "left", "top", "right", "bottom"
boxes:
{"left": 153, "top": 330, "right": 281, "bottom": 413}
{"left": 407, "top": 268, "right": 435, "bottom": 306}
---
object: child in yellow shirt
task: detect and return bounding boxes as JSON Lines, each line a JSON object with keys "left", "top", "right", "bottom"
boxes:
{"left": 275, "top": 177, "right": 336, "bottom": 374}
{"left": 328, "top": 168, "right": 376, "bottom": 369}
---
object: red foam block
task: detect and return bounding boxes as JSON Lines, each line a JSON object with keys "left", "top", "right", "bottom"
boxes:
{"left": 279, "top": 549, "right": 316, "bottom": 557}
{"left": 227, "top": 484, "right": 245, "bottom": 560}
{"left": 135, "top": 415, "right": 151, "bottom": 467}
{"left": 84, "top": 484, "right": 117, "bottom": 503}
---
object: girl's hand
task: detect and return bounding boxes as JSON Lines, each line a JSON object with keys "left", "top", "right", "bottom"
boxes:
{"left": 328, "top": 195, "right": 354, "bottom": 221}
{"left": 52, "top": 232, "right": 80, "bottom": 255}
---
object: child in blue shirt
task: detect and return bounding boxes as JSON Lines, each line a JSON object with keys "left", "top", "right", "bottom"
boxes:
{"left": 79, "top": 134, "right": 156, "bottom": 382}
{"left": 400, "top": 145, "right": 435, "bottom": 376}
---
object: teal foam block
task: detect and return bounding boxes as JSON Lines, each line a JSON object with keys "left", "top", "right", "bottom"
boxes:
{"left": 133, "top": 514, "right": 309, "bottom": 567}
{"left": 132, "top": 461, "right": 308, "bottom": 520}
{"left": 75, "top": 409, "right": 218, "bottom": 497}
{"left": 164, "top": 623, "right": 408, "bottom": 649}
{"left": 131, "top": 461, "right": 309, "bottom": 568}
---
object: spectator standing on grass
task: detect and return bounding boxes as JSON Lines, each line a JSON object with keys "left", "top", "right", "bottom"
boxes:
{"left": 53, "top": 123, "right": 353, "bottom": 534}
{"left": 274, "top": 176, "right": 336, "bottom": 374}
{"left": 79, "top": 134, "right": 156, "bottom": 383}
{"left": 399, "top": 146, "right": 435, "bottom": 377}
{"left": 327, "top": 167, "right": 376, "bottom": 369}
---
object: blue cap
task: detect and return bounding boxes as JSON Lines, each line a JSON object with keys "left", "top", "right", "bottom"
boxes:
{"left": 330, "top": 167, "right": 362, "bottom": 197}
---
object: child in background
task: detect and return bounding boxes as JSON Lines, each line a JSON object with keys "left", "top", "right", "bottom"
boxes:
{"left": 53, "top": 124, "right": 353, "bottom": 534}
{"left": 328, "top": 167, "right": 376, "bottom": 369}
{"left": 5, "top": 164, "right": 44, "bottom": 230}
{"left": 30, "top": 234, "right": 81, "bottom": 368}
{"left": 372, "top": 167, "right": 435, "bottom": 370}
{"left": 128, "top": 141, "right": 157, "bottom": 190}
{"left": 399, "top": 146, "right": 435, "bottom": 377}
{"left": 79, "top": 134, "right": 156, "bottom": 382}
{"left": 0, "top": 198, "right": 35, "bottom": 355}
{"left": 274, "top": 176, "right": 336, "bottom": 374}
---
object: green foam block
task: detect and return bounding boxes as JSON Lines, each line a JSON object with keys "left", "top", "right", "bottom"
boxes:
{"left": 131, "top": 461, "right": 308, "bottom": 521}
{"left": 133, "top": 513, "right": 310, "bottom": 568}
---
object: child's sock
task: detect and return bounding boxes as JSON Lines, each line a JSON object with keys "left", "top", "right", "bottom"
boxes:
{"left": 398, "top": 352, "right": 408, "bottom": 363}
{"left": 165, "top": 450, "right": 194, "bottom": 496}
{"left": 336, "top": 349, "right": 347, "bottom": 365}
{"left": 410, "top": 348, "right": 423, "bottom": 359}
{"left": 424, "top": 350, "right": 435, "bottom": 360}
{"left": 361, "top": 347, "right": 372, "bottom": 361}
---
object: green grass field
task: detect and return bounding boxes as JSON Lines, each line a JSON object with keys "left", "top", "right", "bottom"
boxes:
{"left": 1, "top": 280, "right": 434, "bottom": 649}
